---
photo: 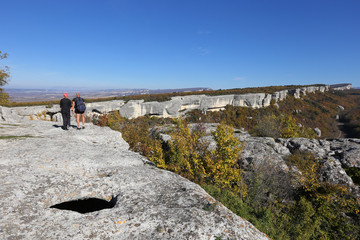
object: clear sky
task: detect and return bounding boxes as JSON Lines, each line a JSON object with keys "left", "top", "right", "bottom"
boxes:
{"left": 2, "top": 0, "right": 360, "bottom": 90}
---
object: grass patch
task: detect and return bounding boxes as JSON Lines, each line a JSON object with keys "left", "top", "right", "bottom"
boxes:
{"left": 0, "top": 123, "right": 20, "bottom": 126}
{"left": 0, "top": 134, "right": 34, "bottom": 139}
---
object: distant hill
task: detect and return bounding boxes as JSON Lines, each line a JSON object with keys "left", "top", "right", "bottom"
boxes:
{"left": 5, "top": 87, "right": 212, "bottom": 102}
{"left": 330, "top": 83, "right": 353, "bottom": 90}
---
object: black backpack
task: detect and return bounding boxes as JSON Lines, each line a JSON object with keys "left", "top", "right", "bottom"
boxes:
{"left": 76, "top": 97, "right": 86, "bottom": 112}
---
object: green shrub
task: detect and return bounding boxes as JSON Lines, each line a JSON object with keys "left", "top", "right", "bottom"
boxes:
{"left": 344, "top": 167, "right": 360, "bottom": 185}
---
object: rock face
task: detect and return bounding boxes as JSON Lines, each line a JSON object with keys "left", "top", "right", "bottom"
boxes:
{"left": 330, "top": 83, "right": 353, "bottom": 90}
{"left": 0, "top": 117, "right": 269, "bottom": 239}
{"left": 243, "top": 137, "right": 360, "bottom": 196}
{"left": 156, "top": 124, "right": 360, "bottom": 197}
{"left": 4, "top": 85, "right": 330, "bottom": 120}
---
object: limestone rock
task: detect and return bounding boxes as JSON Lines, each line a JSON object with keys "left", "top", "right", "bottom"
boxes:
{"left": 314, "top": 128, "right": 321, "bottom": 137}
{"left": 272, "top": 90, "right": 288, "bottom": 101}
{"left": 319, "top": 157, "right": 354, "bottom": 187}
{"left": 274, "top": 138, "right": 360, "bottom": 196}
{"left": 330, "top": 139, "right": 360, "bottom": 168}
{"left": 279, "top": 138, "right": 329, "bottom": 158}
{"left": 0, "top": 106, "right": 22, "bottom": 122}
{"left": 290, "top": 89, "right": 301, "bottom": 99}
{"left": 0, "top": 119, "right": 269, "bottom": 240}
{"left": 159, "top": 133, "right": 172, "bottom": 143}
{"left": 6, "top": 85, "right": 331, "bottom": 119}
{"left": 241, "top": 137, "right": 289, "bottom": 171}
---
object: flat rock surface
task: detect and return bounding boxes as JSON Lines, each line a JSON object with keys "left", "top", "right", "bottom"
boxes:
{"left": 0, "top": 119, "right": 269, "bottom": 240}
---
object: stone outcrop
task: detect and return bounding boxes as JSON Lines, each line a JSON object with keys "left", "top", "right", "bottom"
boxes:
{"left": 2, "top": 85, "right": 330, "bottom": 121}
{"left": 289, "top": 85, "right": 329, "bottom": 99}
{"left": 243, "top": 137, "right": 360, "bottom": 196}
{"left": 0, "top": 106, "right": 21, "bottom": 122}
{"left": 155, "top": 124, "right": 360, "bottom": 197}
{"left": 0, "top": 117, "right": 270, "bottom": 239}
{"left": 330, "top": 83, "right": 353, "bottom": 90}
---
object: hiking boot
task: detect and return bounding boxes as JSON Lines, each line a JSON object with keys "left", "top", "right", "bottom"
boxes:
{"left": 77, "top": 127, "right": 81, "bottom": 130}
{"left": 82, "top": 126, "right": 85, "bottom": 129}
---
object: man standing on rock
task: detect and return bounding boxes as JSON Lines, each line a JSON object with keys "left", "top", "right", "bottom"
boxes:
{"left": 59, "top": 93, "right": 72, "bottom": 130}
{"left": 72, "top": 92, "right": 86, "bottom": 130}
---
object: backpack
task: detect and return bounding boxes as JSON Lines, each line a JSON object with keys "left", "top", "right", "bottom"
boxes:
{"left": 76, "top": 97, "right": 86, "bottom": 112}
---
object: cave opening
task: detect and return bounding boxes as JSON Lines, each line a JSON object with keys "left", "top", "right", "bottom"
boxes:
{"left": 50, "top": 195, "right": 118, "bottom": 214}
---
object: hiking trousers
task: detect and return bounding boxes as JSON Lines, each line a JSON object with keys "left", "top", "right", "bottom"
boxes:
{"left": 61, "top": 111, "right": 71, "bottom": 129}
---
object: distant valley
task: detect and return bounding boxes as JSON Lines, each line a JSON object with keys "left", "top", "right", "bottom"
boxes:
{"left": 5, "top": 87, "right": 212, "bottom": 102}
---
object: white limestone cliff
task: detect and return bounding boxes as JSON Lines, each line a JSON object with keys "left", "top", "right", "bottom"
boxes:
{"left": 2, "top": 85, "right": 330, "bottom": 121}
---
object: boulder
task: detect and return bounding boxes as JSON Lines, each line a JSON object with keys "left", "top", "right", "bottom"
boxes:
{"left": 330, "top": 139, "right": 360, "bottom": 168}
{"left": 314, "top": 127, "right": 321, "bottom": 137}
{"left": 338, "top": 105, "right": 345, "bottom": 111}
{"left": 241, "top": 137, "right": 289, "bottom": 171}
{"left": 319, "top": 157, "right": 355, "bottom": 187}
{"left": 0, "top": 106, "right": 22, "bottom": 122}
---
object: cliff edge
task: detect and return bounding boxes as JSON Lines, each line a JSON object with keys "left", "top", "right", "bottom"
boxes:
{"left": 0, "top": 118, "right": 269, "bottom": 239}
{"left": 6, "top": 85, "right": 330, "bottom": 120}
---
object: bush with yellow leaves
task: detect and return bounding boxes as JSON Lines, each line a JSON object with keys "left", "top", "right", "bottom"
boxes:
{"left": 210, "top": 123, "right": 247, "bottom": 197}
{"left": 252, "top": 114, "right": 316, "bottom": 138}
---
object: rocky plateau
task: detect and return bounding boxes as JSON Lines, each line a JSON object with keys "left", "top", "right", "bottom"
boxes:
{"left": 0, "top": 114, "right": 269, "bottom": 239}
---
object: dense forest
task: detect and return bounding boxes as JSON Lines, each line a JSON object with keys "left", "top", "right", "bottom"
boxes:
{"left": 95, "top": 88, "right": 360, "bottom": 239}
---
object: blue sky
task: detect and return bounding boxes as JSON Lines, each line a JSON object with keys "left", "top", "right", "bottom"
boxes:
{"left": 2, "top": 0, "right": 360, "bottom": 90}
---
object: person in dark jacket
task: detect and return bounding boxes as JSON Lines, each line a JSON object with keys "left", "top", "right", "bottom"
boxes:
{"left": 71, "top": 92, "right": 86, "bottom": 130}
{"left": 60, "top": 93, "right": 72, "bottom": 130}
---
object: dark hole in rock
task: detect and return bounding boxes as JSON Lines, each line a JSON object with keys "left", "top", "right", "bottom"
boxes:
{"left": 50, "top": 195, "right": 118, "bottom": 214}
{"left": 92, "top": 109, "right": 102, "bottom": 114}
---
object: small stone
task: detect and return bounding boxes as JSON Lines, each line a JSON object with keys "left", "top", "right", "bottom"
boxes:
{"left": 314, "top": 128, "right": 321, "bottom": 137}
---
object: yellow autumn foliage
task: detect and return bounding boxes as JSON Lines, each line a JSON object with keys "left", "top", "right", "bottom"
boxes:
{"left": 167, "top": 118, "right": 208, "bottom": 182}
{"left": 211, "top": 123, "right": 247, "bottom": 197}
{"left": 166, "top": 120, "right": 247, "bottom": 196}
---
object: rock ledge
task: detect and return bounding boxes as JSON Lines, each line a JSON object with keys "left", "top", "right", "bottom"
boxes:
{"left": 0, "top": 119, "right": 269, "bottom": 240}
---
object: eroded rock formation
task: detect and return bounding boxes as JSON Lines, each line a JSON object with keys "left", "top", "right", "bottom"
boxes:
{"left": 2, "top": 85, "right": 329, "bottom": 121}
